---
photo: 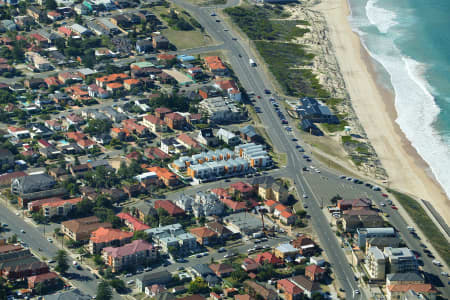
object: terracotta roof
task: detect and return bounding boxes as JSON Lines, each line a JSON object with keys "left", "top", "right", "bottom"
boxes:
{"left": 146, "top": 166, "right": 176, "bottom": 181}
{"left": 154, "top": 107, "right": 172, "bottom": 114}
{"left": 0, "top": 244, "right": 23, "bottom": 254}
{"left": 0, "top": 171, "right": 27, "bottom": 186}
{"left": 42, "top": 197, "right": 82, "bottom": 208}
{"left": 190, "top": 227, "right": 218, "bottom": 239}
{"left": 116, "top": 212, "right": 150, "bottom": 231}
{"left": 27, "top": 272, "right": 58, "bottom": 285}
{"left": 388, "top": 283, "right": 437, "bottom": 293}
{"left": 280, "top": 210, "right": 294, "bottom": 219}
{"left": 209, "top": 263, "right": 234, "bottom": 276}
{"left": 230, "top": 181, "right": 253, "bottom": 193}
{"left": 165, "top": 112, "right": 185, "bottom": 121}
{"left": 277, "top": 278, "right": 303, "bottom": 295}
{"left": 274, "top": 204, "right": 288, "bottom": 212}
{"left": 291, "top": 236, "right": 315, "bottom": 248}
{"left": 143, "top": 114, "right": 166, "bottom": 125}
{"left": 265, "top": 199, "right": 278, "bottom": 207}
{"left": 124, "top": 78, "right": 140, "bottom": 85}
{"left": 103, "top": 239, "right": 153, "bottom": 258}
{"left": 157, "top": 54, "right": 176, "bottom": 60}
{"left": 106, "top": 82, "right": 123, "bottom": 89}
{"left": 154, "top": 200, "right": 184, "bottom": 216}
{"left": 96, "top": 73, "right": 129, "bottom": 83}
{"left": 255, "top": 252, "right": 283, "bottom": 265}
{"left": 305, "top": 264, "right": 325, "bottom": 275}
{"left": 177, "top": 133, "right": 200, "bottom": 148}
{"left": 62, "top": 216, "right": 112, "bottom": 235}
{"left": 221, "top": 198, "right": 246, "bottom": 211}
{"left": 90, "top": 227, "right": 133, "bottom": 244}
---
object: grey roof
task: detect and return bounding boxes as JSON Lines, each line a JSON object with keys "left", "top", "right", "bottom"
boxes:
{"left": 205, "top": 274, "right": 221, "bottom": 285}
{"left": 44, "top": 289, "right": 91, "bottom": 300}
{"left": 192, "top": 264, "right": 214, "bottom": 277}
{"left": 368, "top": 246, "right": 384, "bottom": 260}
{"left": 240, "top": 125, "right": 257, "bottom": 137}
{"left": 386, "top": 272, "right": 423, "bottom": 282}
{"left": 137, "top": 270, "right": 172, "bottom": 284}
{"left": 11, "top": 174, "right": 56, "bottom": 194}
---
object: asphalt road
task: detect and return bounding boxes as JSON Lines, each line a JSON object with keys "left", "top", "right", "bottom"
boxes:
{"left": 0, "top": 199, "right": 108, "bottom": 298}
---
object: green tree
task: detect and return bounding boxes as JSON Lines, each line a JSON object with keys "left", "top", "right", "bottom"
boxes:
{"left": 45, "top": 0, "right": 57, "bottom": 10}
{"left": 7, "top": 234, "right": 17, "bottom": 243}
{"left": 96, "top": 280, "right": 112, "bottom": 300}
{"left": 109, "top": 279, "right": 126, "bottom": 293}
{"left": 132, "top": 230, "right": 149, "bottom": 241}
{"left": 93, "top": 254, "right": 104, "bottom": 266}
{"left": 54, "top": 250, "right": 69, "bottom": 273}
{"left": 188, "top": 277, "right": 209, "bottom": 294}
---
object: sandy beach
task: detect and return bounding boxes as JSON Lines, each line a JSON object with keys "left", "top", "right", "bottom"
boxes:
{"left": 314, "top": 0, "right": 450, "bottom": 224}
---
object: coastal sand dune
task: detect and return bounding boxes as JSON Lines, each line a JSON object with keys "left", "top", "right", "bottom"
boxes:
{"left": 315, "top": 0, "right": 450, "bottom": 223}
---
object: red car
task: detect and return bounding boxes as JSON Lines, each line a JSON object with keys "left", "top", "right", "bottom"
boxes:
{"left": 391, "top": 205, "right": 398, "bottom": 210}
{"left": 257, "top": 96, "right": 261, "bottom": 99}
{"left": 382, "top": 193, "right": 388, "bottom": 197}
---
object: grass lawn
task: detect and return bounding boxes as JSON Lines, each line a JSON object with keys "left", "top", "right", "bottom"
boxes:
{"left": 388, "top": 189, "right": 450, "bottom": 267}
{"left": 162, "top": 29, "right": 212, "bottom": 50}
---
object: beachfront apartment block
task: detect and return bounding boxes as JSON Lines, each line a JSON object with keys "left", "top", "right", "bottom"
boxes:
{"left": 365, "top": 246, "right": 386, "bottom": 280}
{"left": 383, "top": 247, "right": 418, "bottom": 274}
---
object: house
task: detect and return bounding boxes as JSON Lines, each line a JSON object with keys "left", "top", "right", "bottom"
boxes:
{"left": 154, "top": 200, "right": 185, "bottom": 216}
{"left": 11, "top": 174, "right": 66, "bottom": 208}
{"left": 205, "top": 222, "right": 232, "bottom": 239}
{"left": 209, "top": 263, "right": 234, "bottom": 278}
{"left": 342, "top": 214, "right": 384, "bottom": 233}
{"left": 190, "top": 227, "right": 218, "bottom": 245}
{"left": 305, "top": 265, "right": 326, "bottom": 282}
{"left": 58, "top": 71, "right": 83, "bottom": 84}
{"left": 0, "top": 257, "right": 49, "bottom": 281}
{"left": 155, "top": 107, "right": 172, "bottom": 120}
{"left": 241, "top": 258, "right": 259, "bottom": 273}
{"left": 145, "top": 284, "right": 167, "bottom": 298}
{"left": 27, "top": 272, "right": 59, "bottom": 289}
{"left": 244, "top": 280, "right": 277, "bottom": 300}
{"left": 204, "top": 56, "right": 227, "bottom": 76}
{"left": 239, "top": 125, "right": 260, "bottom": 143}
{"left": 27, "top": 6, "right": 43, "bottom": 21}
{"left": 95, "top": 73, "right": 129, "bottom": 88}
{"left": 102, "top": 240, "right": 156, "bottom": 272}
{"left": 191, "top": 264, "right": 214, "bottom": 278}
{"left": 291, "top": 236, "right": 317, "bottom": 256}
{"left": 217, "top": 128, "right": 240, "bottom": 146}
{"left": 196, "top": 128, "right": 218, "bottom": 147}
{"left": 152, "top": 35, "right": 169, "bottom": 49}
{"left": 132, "top": 200, "right": 155, "bottom": 222}
{"left": 136, "top": 271, "right": 172, "bottom": 292}
{"left": 199, "top": 97, "right": 242, "bottom": 124}
{"left": 88, "top": 84, "right": 110, "bottom": 99}
{"left": 229, "top": 182, "right": 254, "bottom": 199}
{"left": 0, "top": 172, "right": 27, "bottom": 188}
{"left": 280, "top": 210, "right": 296, "bottom": 225}
{"left": 337, "top": 198, "right": 372, "bottom": 211}
{"left": 214, "top": 79, "right": 241, "bottom": 101}
{"left": 44, "top": 289, "right": 91, "bottom": 300}
{"left": 198, "top": 86, "right": 221, "bottom": 100}
{"left": 24, "top": 78, "right": 46, "bottom": 89}
{"left": 124, "top": 78, "right": 141, "bottom": 90}
{"left": 301, "top": 119, "right": 322, "bottom": 135}
{"left": 257, "top": 179, "right": 288, "bottom": 203}
{"left": 386, "top": 284, "right": 437, "bottom": 300}
{"left": 146, "top": 166, "right": 179, "bottom": 188}
{"left": 255, "top": 252, "right": 283, "bottom": 266}
{"left": 288, "top": 275, "right": 321, "bottom": 298}
{"left": 88, "top": 227, "right": 133, "bottom": 254}
{"left": 365, "top": 246, "right": 386, "bottom": 280}
{"left": 274, "top": 244, "right": 298, "bottom": 259}
{"left": 177, "top": 133, "right": 201, "bottom": 151}
{"left": 296, "top": 97, "right": 339, "bottom": 125}
{"left": 143, "top": 114, "right": 167, "bottom": 133}
{"left": 61, "top": 216, "right": 112, "bottom": 242}
{"left": 116, "top": 212, "right": 150, "bottom": 232}
{"left": 277, "top": 279, "right": 304, "bottom": 300}
{"left": 164, "top": 112, "right": 186, "bottom": 130}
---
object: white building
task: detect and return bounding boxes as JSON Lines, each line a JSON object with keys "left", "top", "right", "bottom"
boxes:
{"left": 235, "top": 143, "right": 271, "bottom": 168}
{"left": 145, "top": 224, "right": 197, "bottom": 253}
{"left": 217, "top": 128, "right": 240, "bottom": 146}
{"left": 176, "top": 191, "right": 224, "bottom": 218}
{"left": 366, "top": 246, "right": 386, "bottom": 280}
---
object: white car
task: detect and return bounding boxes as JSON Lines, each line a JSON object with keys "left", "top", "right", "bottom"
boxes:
{"left": 354, "top": 290, "right": 360, "bottom": 294}
{"left": 15, "top": 212, "right": 20, "bottom": 216}
{"left": 47, "top": 238, "right": 53, "bottom": 243}
{"left": 126, "top": 280, "right": 134, "bottom": 285}
{"left": 441, "top": 271, "right": 448, "bottom": 277}
{"left": 303, "top": 193, "right": 308, "bottom": 198}
{"left": 20, "top": 230, "right": 25, "bottom": 233}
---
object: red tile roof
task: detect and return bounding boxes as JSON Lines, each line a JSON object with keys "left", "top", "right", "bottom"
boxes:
{"left": 27, "top": 272, "right": 58, "bottom": 285}
{"left": 154, "top": 200, "right": 184, "bottom": 216}
{"left": 143, "top": 114, "right": 166, "bottom": 125}
{"left": 116, "top": 212, "right": 150, "bottom": 231}
{"left": 388, "top": 283, "right": 437, "bottom": 293}
{"left": 190, "top": 226, "right": 218, "bottom": 238}
{"left": 90, "top": 227, "right": 133, "bottom": 244}
{"left": 255, "top": 252, "right": 283, "bottom": 265}
{"left": 305, "top": 264, "right": 325, "bottom": 275}
{"left": 277, "top": 279, "right": 303, "bottom": 295}
{"left": 230, "top": 181, "right": 253, "bottom": 193}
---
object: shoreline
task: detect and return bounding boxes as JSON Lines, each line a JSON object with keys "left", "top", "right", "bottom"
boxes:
{"left": 315, "top": 0, "right": 450, "bottom": 224}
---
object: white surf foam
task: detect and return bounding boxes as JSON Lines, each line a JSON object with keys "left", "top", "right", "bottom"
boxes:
{"left": 365, "top": 0, "right": 399, "bottom": 34}
{"left": 348, "top": 1, "right": 450, "bottom": 200}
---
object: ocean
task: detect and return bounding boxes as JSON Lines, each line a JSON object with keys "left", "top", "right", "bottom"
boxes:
{"left": 347, "top": 0, "right": 450, "bottom": 199}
